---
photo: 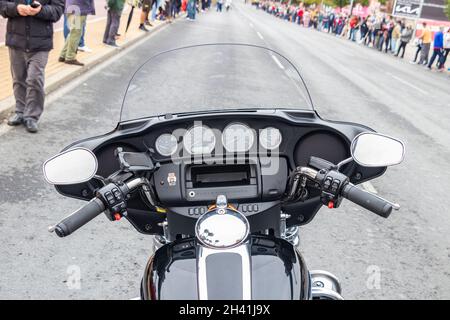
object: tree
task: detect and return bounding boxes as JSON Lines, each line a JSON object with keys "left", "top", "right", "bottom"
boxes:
{"left": 446, "top": 0, "right": 450, "bottom": 20}
{"left": 332, "top": 0, "right": 350, "bottom": 8}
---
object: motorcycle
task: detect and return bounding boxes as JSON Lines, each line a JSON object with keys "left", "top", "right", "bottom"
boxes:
{"left": 43, "top": 44, "right": 405, "bottom": 300}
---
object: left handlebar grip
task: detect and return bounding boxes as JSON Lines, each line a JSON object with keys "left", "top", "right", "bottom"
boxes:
{"left": 54, "top": 198, "right": 105, "bottom": 237}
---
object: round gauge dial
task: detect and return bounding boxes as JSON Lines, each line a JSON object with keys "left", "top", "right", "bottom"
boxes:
{"left": 155, "top": 133, "right": 178, "bottom": 156}
{"left": 183, "top": 125, "right": 216, "bottom": 154}
{"left": 222, "top": 123, "right": 254, "bottom": 153}
{"left": 259, "top": 127, "right": 282, "bottom": 150}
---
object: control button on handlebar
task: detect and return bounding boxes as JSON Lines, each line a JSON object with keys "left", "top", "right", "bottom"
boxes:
{"left": 324, "top": 177, "right": 333, "bottom": 190}
{"left": 112, "top": 188, "right": 122, "bottom": 201}
{"left": 105, "top": 192, "right": 115, "bottom": 205}
{"left": 331, "top": 180, "right": 340, "bottom": 193}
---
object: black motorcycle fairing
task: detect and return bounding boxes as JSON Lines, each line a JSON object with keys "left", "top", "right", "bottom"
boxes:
{"left": 53, "top": 109, "right": 386, "bottom": 235}
{"left": 141, "top": 235, "right": 310, "bottom": 300}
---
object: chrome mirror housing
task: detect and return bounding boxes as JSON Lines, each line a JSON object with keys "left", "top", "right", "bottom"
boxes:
{"left": 351, "top": 132, "right": 405, "bottom": 167}
{"left": 43, "top": 148, "right": 98, "bottom": 185}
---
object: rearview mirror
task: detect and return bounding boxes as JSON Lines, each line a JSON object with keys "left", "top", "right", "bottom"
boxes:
{"left": 351, "top": 133, "right": 405, "bottom": 167}
{"left": 43, "top": 148, "right": 98, "bottom": 185}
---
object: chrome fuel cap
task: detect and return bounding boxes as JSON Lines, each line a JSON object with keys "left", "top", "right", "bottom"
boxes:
{"left": 195, "top": 196, "right": 250, "bottom": 249}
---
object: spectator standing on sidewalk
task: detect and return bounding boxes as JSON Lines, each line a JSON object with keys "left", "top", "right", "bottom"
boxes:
{"left": 59, "top": 0, "right": 95, "bottom": 66}
{"left": 441, "top": 28, "right": 450, "bottom": 68}
{"left": 63, "top": 13, "right": 91, "bottom": 52}
{"left": 186, "top": 0, "right": 195, "bottom": 19}
{"left": 427, "top": 27, "right": 444, "bottom": 71}
{"left": 417, "top": 22, "right": 431, "bottom": 65}
{"left": 139, "top": 0, "right": 153, "bottom": 31}
{"left": 391, "top": 21, "right": 401, "bottom": 54}
{"left": 395, "top": 24, "right": 413, "bottom": 58}
{"left": 349, "top": 15, "right": 358, "bottom": 42}
{"left": 1, "top": 0, "right": 64, "bottom": 133}
{"left": 103, "top": 0, "right": 125, "bottom": 47}
{"left": 216, "top": 0, "right": 223, "bottom": 12}
{"left": 359, "top": 17, "right": 369, "bottom": 43}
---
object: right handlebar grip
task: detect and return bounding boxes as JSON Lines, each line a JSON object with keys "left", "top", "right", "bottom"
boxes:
{"left": 54, "top": 198, "right": 105, "bottom": 237}
{"left": 341, "top": 184, "right": 392, "bottom": 218}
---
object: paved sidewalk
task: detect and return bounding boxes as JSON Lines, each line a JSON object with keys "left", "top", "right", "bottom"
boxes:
{"left": 0, "top": 6, "right": 169, "bottom": 121}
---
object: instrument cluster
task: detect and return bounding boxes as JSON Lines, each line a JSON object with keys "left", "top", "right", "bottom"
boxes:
{"left": 154, "top": 122, "right": 283, "bottom": 157}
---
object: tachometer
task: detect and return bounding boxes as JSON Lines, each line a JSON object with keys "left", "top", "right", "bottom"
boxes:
{"left": 222, "top": 123, "right": 254, "bottom": 153}
{"left": 155, "top": 133, "right": 178, "bottom": 156}
{"left": 183, "top": 125, "right": 216, "bottom": 154}
{"left": 259, "top": 127, "right": 282, "bottom": 150}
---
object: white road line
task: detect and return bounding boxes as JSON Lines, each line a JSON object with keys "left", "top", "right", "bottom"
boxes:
{"left": 385, "top": 72, "right": 429, "bottom": 96}
{"left": 361, "top": 182, "right": 378, "bottom": 194}
{"left": 249, "top": 22, "right": 254, "bottom": 28}
{"left": 271, "top": 54, "right": 285, "bottom": 70}
{"left": 256, "top": 31, "right": 264, "bottom": 40}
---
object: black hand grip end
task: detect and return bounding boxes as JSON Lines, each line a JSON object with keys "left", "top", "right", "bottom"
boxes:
{"left": 342, "top": 184, "right": 393, "bottom": 218}
{"left": 55, "top": 224, "right": 69, "bottom": 237}
{"left": 54, "top": 198, "right": 105, "bottom": 237}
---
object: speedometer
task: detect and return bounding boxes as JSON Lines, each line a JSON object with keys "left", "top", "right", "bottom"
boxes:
{"left": 155, "top": 133, "right": 178, "bottom": 156}
{"left": 183, "top": 125, "right": 216, "bottom": 154}
{"left": 259, "top": 127, "right": 282, "bottom": 150}
{"left": 222, "top": 123, "right": 254, "bottom": 153}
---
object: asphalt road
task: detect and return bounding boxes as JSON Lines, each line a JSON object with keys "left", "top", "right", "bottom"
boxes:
{"left": 1, "top": 2, "right": 450, "bottom": 299}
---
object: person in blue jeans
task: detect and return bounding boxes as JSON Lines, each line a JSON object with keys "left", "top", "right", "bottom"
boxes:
{"left": 427, "top": 27, "right": 444, "bottom": 71}
{"left": 63, "top": 14, "right": 91, "bottom": 52}
{"left": 187, "top": 0, "right": 196, "bottom": 20}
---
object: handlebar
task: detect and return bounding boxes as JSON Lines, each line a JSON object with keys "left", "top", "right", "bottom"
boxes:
{"left": 50, "top": 178, "right": 152, "bottom": 237}
{"left": 341, "top": 183, "right": 393, "bottom": 218}
{"left": 52, "top": 198, "right": 105, "bottom": 237}
{"left": 289, "top": 165, "right": 398, "bottom": 218}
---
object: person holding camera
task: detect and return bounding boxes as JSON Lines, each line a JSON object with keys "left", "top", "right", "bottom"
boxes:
{"left": 0, "top": 0, "right": 65, "bottom": 133}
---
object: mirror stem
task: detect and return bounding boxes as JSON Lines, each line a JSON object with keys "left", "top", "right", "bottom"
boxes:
{"left": 336, "top": 157, "right": 353, "bottom": 171}
{"left": 93, "top": 175, "right": 107, "bottom": 186}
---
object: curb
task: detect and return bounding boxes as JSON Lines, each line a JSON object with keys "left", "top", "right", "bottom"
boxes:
{"left": 0, "top": 20, "right": 170, "bottom": 122}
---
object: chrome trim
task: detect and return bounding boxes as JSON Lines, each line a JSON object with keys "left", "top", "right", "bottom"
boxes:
{"left": 42, "top": 147, "right": 98, "bottom": 185}
{"left": 125, "top": 177, "right": 148, "bottom": 190}
{"left": 197, "top": 244, "right": 252, "bottom": 300}
{"left": 311, "top": 287, "right": 344, "bottom": 300}
{"left": 195, "top": 201, "right": 250, "bottom": 250}
{"left": 350, "top": 132, "right": 405, "bottom": 167}
{"left": 310, "top": 270, "right": 343, "bottom": 300}
{"left": 298, "top": 167, "right": 318, "bottom": 180}
{"left": 336, "top": 157, "right": 353, "bottom": 170}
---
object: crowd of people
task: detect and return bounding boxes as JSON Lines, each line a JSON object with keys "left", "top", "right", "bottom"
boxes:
{"left": 255, "top": 1, "right": 450, "bottom": 72}
{"left": 60, "top": 0, "right": 189, "bottom": 66}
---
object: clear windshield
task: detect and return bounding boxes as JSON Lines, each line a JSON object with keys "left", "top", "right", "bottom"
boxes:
{"left": 120, "top": 44, "right": 314, "bottom": 122}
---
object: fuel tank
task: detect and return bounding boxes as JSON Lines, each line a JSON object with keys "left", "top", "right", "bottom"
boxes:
{"left": 141, "top": 234, "right": 311, "bottom": 300}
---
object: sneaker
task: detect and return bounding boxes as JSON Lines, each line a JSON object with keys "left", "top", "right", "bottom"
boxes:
{"left": 409, "top": 61, "right": 417, "bottom": 64}
{"left": 78, "top": 46, "right": 92, "bottom": 53}
{"left": 145, "top": 21, "right": 153, "bottom": 27}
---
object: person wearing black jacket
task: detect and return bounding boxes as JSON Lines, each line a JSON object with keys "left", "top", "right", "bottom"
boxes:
{"left": 0, "top": 0, "right": 64, "bottom": 133}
